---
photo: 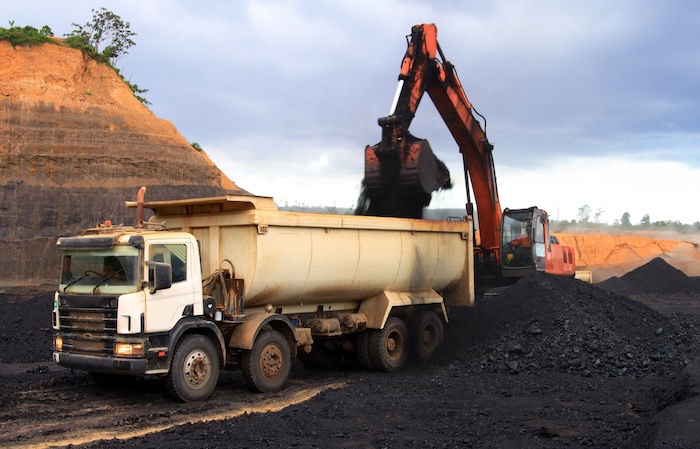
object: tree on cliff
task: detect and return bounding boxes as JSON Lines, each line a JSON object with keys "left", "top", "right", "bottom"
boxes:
{"left": 64, "top": 7, "right": 135, "bottom": 64}
{"left": 64, "top": 8, "right": 149, "bottom": 106}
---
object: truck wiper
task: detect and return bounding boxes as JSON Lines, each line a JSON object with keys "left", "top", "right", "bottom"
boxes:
{"left": 92, "top": 270, "right": 123, "bottom": 294}
{"left": 62, "top": 274, "right": 90, "bottom": 293}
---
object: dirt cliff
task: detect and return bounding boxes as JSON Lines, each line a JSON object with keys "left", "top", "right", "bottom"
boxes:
{"left": 556, "top": 232, "right": 700, "bottom": 281}
{"left": 0, "top": 40, "right": 244, "bottom": 284}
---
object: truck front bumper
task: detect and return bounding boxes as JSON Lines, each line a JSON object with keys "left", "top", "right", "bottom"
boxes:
{"left": 53, "top": 352, "right": 148, "bottom": 375}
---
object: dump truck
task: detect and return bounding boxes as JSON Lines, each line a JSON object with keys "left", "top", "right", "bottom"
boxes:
{"left": 52, "top": 188, "right": 474, "bottom": 401}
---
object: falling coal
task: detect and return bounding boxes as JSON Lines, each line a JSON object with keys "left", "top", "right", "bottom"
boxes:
{"left": 355, "top": 135, "right": 452, "bottom": 218}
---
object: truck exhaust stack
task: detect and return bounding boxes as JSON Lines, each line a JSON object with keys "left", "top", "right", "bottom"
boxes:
{"left": 136, "top": 186, "right": 146, "bottom": 228}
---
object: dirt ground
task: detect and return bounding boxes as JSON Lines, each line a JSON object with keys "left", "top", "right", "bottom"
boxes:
{"left": 1, "top": 259, "right": 699, "bottom": 449}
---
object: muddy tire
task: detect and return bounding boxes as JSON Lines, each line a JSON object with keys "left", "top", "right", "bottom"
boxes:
{"left": 368, "top": 317, "right": 409, "bottom": 372}
{"left": 411, "top": 311, "right": 444, "bottom": 361}
{"left": 356, "top": 330, "right": 375, "bottom": 370}
{"left": 165, "top": 334, "right": 220, "bottom": 402}
{"left": 241, "top": 330, "right": 291, "bottom": 393}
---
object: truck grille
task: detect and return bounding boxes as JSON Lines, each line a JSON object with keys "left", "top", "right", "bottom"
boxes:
{"left": 57, "top": 294, "right": 118, "bottom": 356}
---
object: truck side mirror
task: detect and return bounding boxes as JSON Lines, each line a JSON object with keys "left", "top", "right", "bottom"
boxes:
{"left": 147, "top": 261, "right": 172, "bottom": 293}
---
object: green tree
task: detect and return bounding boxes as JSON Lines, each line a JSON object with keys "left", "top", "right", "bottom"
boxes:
{"left": 64, "top": 8, "right": 149, "bottom": 107}
{"left": 577, "top": 204, "right": 591, "bottom": 223}
{"left": 64, "top": 7, "right": 136, "bottom": 64}
{"left": 593, "top": 208, "right": 604, "bottom": 224}
{"left": 640, "top": 214, "right": 651, "bottom": 226}
{"left": 620, "top": 212, "right": 631, "bottom": 228}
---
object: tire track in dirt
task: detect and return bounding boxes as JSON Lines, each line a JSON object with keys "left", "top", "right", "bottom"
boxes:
{"left": 1, "top": 379, "right": 347, "bottom": 449}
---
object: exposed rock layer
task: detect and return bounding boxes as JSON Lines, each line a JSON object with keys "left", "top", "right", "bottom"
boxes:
{"left": 0, "top": 41, "right": 244, "bottom": 283}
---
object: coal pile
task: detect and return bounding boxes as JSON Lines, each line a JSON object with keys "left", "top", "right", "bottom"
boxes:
{"left": 599, "top": 257, "right": 700, "bottom": 295}
{"left": 442, "top": 273, "right": 700, "bottom": 379}
{"left": 0, "top": 291, "right": 54, "bottom": 363}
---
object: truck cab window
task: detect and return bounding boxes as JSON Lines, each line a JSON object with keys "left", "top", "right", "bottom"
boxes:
{"left": 149, "top": 243, "right": 187, "bottom": 284}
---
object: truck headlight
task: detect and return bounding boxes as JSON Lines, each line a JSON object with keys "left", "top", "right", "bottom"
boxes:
{"left": 114, "top": 342, "right": 145, "bottom": 356}
{"left": 54, "top": 336, "right": 63, "bottom": 351}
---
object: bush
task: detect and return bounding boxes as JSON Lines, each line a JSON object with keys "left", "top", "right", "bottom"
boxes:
{"left": 0, "top": 24, "right": 53, "bottom": 47}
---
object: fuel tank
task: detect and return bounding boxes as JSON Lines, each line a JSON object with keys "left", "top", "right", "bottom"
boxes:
{"left": 145, "top": 194, "right": 473, "bottom": 310}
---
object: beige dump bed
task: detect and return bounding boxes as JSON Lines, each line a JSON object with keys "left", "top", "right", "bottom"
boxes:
{"left": 136, "top": 193, "right": 474, "bottom": 310}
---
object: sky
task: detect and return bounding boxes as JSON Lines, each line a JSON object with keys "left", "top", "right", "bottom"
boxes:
{"left": 6, "top": 1, "right": 700, "bottom": 224}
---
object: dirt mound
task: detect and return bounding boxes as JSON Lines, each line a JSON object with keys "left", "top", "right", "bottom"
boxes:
{"left": 1, "top": 41, "right": 244, "bottom": 284}
{"left": 599, "top": 257, "right": 700, "bottom": 295}
{"left": 555, "top": 233, "right": 700, "bottom": 281}
{"left": 442, "top": 273, "right": 699, "bottom": 379}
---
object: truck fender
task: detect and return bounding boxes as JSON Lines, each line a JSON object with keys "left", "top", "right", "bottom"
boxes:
{"left": 228, "top": 312, "right": 297, "bottom": 352}
{"left": 359, "top": 288, "right": 447, "bottom": 329}
{"left": 167, "top": 318, "right": 227, "bottom": 369}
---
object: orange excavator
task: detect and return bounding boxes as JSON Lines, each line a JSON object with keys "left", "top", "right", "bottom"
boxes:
{"left": 360, "top": 23, "right": 576, "bottom": 283}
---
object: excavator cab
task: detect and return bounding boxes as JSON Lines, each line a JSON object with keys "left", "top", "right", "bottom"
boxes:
{"left": 501, "top": 208, "right": 542, "bottom": 277}
{"left": 501, "top": 207, "right": 576, "bottom": 278}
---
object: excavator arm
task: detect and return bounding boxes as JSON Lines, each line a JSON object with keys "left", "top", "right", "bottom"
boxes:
{"left": 361, "top": 23, "right": 576, "bottom": 281}
{"left": 362, "top": 23, "right": 502, "bottom": 269}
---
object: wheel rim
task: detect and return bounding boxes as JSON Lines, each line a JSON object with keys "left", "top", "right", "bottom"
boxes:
{"left": 259, "top": 343, "right": 284, "bottom": 380}
{"left": 183, "top": 349, "right": 211, "bottom": 390}
{"left": 422, "top": 323, "right": 439, "bottom": 351}
{"left": 386, "top": 330, "right": 404, "bottom": 362}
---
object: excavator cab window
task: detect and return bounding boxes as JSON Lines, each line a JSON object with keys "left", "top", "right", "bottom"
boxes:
{"left": 501, "top": 212, "right": 534, "bottom": 268}
{"left": 534, "top": 216, "right": 546, "bottom": 259}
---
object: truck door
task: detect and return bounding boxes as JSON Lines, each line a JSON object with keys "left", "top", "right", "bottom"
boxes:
{"left": 144, "top": 240, "right": 195, "bottom": 333}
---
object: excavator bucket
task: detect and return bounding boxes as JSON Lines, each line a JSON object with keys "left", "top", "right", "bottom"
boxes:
{"left": 357, "top": 135, "right": 451, "bottom": 218}
{"left": 363, "top": 136, "right": 450, "bottom": 196}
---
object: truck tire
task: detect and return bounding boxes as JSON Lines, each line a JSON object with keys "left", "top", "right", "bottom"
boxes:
{"left": 241, "top": 330, "right": 291, "bottom": 393}
{"left": 356, "top": 330, "right": 375, "bottom": 370}
{"left": 412, "top": 311, "right": 444, "bottom": 361}
{"left": 165, "top": 334, "right": 220, "bottom": 402}
{"left": 368, "top": 316, "right": 409, "bottom": 372}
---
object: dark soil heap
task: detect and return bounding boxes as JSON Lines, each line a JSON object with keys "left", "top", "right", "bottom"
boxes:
{"left": 599, "top": 257, "right": 700, "bottom": 296}
{"left": 443, "top": 272, "right": 699, "bottom": 379}
{"left": 0, "top": 289, "right": 54, "bottom": 363}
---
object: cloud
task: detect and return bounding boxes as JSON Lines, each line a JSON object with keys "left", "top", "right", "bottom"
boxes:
{"left": 4, "top": 0, "right": 699, "bottom": 223}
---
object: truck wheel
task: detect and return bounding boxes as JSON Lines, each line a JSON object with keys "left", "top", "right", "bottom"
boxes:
{"left": 165, "top": 334, "right": 220, "bottom": 402}
{"left": 412, "top": 311, "right": 444, "bottom": 361}
{"left": 356, "top": 330, "right": 375, "bottom": 370}
{"left": 368, "top": 317, "right": 409, "bottom": 372}
{"left": 241, "top": 330, "right": 291, "bottom": 393}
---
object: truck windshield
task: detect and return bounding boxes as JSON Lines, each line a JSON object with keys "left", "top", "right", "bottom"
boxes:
{"left": 59, "top": 247, "right": 140, "bottom": 294}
